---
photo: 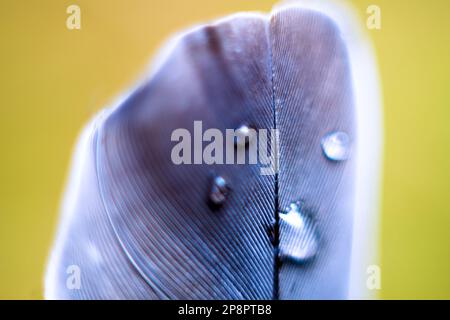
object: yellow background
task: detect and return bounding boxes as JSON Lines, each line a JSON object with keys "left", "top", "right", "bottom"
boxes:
{"left": 0, "top": 0, "right": 449, "bottom": 299}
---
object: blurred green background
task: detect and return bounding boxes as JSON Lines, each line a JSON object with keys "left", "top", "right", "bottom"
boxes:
{"left": 0, "top": 0, "right": 449, "bottom": 299}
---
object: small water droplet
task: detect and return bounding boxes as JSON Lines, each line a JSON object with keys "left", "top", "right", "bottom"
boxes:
{"left": 209, "top": 175, "right": 230, "bottom": 206}
{"left": 279, "top": 202, "right": 318, "bottom": 263}
{"left": 321, "top": 131, "right": 351, "bottom": 161}
{"left": 234, "top": 124, "right": 256, "bottom": 147}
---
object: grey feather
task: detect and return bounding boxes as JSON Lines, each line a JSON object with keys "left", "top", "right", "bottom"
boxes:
{"left": 45, "top": 4, "right": 382, "bottom": 300}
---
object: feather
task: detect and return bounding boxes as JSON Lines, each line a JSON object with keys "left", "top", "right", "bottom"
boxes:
{"left": 45, "top": 1, "right": 382, "bottom": 300}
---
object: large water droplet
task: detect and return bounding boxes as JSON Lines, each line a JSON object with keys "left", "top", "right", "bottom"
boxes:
{"left": 279, "top": 202, "right": 318, "bottom": 262}
{"left": 208, "top": 175, "right": 230, "bottom": 206}
{"left": 234, "top": 124, "right": 256, "bottom": 147}
{"left": 321, "top": 131, "right": 351, "bottom": 161}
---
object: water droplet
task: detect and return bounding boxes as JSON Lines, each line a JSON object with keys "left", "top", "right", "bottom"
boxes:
{"left": 209, "top": 175, "right": 230, "bottom": 206}
{"left": 321, "top": 131, "right": 351, "bottom": 161}
{"left": 279, "top": 202, "right": 318, "bottom": 262}
{"left": 234, "top": 124, "right": 256, "bottom": 147}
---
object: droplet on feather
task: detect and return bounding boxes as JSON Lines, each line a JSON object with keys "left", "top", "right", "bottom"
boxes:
{"left": 209, "top": 175, "right": 230, "bottom": 206}
{"left": 279, "top": 202, "right": 319, "bottom": 263}
{"left": 321, "top": 131, "right": 351, "bottom": 161}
